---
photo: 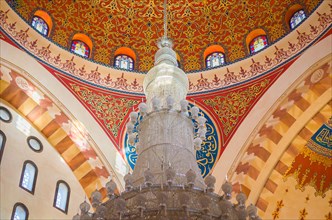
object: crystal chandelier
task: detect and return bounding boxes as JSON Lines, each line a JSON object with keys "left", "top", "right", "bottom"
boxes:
{"left": 73, "top": 1, "right": 261, "bottom": 219}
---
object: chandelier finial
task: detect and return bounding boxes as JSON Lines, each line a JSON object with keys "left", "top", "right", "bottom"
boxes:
{"left": 157, "top": 0, "right": 173, "bottom": 48}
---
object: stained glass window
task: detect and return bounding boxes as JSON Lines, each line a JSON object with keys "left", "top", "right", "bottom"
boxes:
{"left": 11, "top": 203, "right": 28, "bottom": 220}
{"left": 19, "top": 161, "right": 37, "bottom": 194}
{"left": 54, "top": 181, "right": 70, "bottom": 213}
{"left": 114, "top": 55, "right": 134, "bottom": 70}
{"left": 206, "top": 52, "right": 225, "bottom": 68}
{"left": 249, "top": 35, "right": 268, "bottom": 54}
{"left": 290, "top": 10, "right": 306, "bottom": 29}
{"left": 71, "top": 40, "right": 90, "bottom": 58}
{"left": 31, "top": 16, "right": 49, "bottom": 36}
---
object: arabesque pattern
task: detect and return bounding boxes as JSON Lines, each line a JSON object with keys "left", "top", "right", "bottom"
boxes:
{"left": 6, "top": 0, "right": 321, "bottom": 72}
{"left": 284, "top": 118, "right": 332, "bottom": 197}
{"left": 203, "top": 79, "right": 269, "bottom": 137}
{"left": 70, "top": 83, "right": 139, "bottom": 139}
{"left": 1, "top": 2, "right": 331, "bottom": 94}
{"left": 50, "top": 71, "right": 142, "bottom": 148}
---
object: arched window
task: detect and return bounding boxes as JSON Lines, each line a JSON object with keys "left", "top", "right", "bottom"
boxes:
{"left": 70, "top": 40, "right": 90, "bottom": 58}
{"left": 113, "top": 47, "right": 136, "bottom": 70}
{"left": 19, "top": 161, "right": 38, "bottom": 194}
{"left": 31, "top": 10, "right": 52, "bottom": 37}
{"left": 11, "top": 203, "right": 29, "bottom": 220}
{"left": 54, "top": 180, "right": 70, "bottom": 213}
{"left": 203, "top": 45, "right": 226, "bottom": 69}
{"left": 114, "top": 55, "right": 134, "bottom": 70}
{"left": 70, "top": 33, "right": 93, "bottom": 58}
{"left": 246, "top": 29, "right": 268, "bottom": 55}
{"left": 0, "top": 130, "right": 6, "bottom": 164}
{"left": 31, "top": 16, "right": 49, "bottom": 36}
{"left": 206, "top": 52, "right": 225, "bottom": 68}
{"left": 249, "top": 35, "right": 268, "bottom": 54}
{"left": 290, "top": 10, "right": 306, "bottom": 29}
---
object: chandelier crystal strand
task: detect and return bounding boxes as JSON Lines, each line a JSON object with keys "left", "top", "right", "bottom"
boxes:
{"left": 73, "top": 1, "right": 261, "bottom": 219}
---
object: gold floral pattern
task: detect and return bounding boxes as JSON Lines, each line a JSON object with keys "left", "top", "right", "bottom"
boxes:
{"left": 71, "top": 83, "right": 139, "bottom": 138}
{"left": 1, "top": 3, "right": 330, "bottom": 93}
{"left": 299, "top": 208, "right": 308, "bottom": 220}
{"left": 7, "top": 0, "right": 321, "bottom": 72}
{"left": 272, "top": 200, "right": 284, "bottom": 220}
{"left": 203, "top": 79, "right": 269, "bottom": 138}
{"left": 284, "top": 118, "right": 332, "bottom": 197}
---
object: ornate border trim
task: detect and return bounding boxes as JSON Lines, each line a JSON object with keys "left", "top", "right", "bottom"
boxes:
{"left": 0, "top": 2, "right": 331, "bottom": 94}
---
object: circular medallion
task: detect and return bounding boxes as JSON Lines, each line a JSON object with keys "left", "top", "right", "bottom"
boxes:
{"left": 124, "top": 104, "right": 220, "bottom": 177}
{"left": 310, "top": 69, "right": 324, "bottom": 84}
{"left": 15, "top": 76, "right": 30, "bottom": 91}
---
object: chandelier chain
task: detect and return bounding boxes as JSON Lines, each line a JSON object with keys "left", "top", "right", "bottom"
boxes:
{"left": 163, "top": 0, "right": 168, "bottom": 39}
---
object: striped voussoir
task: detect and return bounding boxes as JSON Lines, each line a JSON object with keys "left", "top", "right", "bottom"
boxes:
{"left": 0, "top": 64, "right": 112, "bottom": 201}
{"left": 231, "top": 60, "right": 331, "bottom": 214}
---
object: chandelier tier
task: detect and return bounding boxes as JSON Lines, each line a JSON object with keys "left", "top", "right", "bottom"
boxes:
{"left": 73, "top": 1, "right": 261, "bottom": 219}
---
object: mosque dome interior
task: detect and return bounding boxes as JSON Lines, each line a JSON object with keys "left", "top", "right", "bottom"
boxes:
{"left": 0, "top": 0, "right": 331, "bottom": 219}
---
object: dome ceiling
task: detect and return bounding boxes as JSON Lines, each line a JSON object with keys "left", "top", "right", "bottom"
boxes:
{"left": 1, "top": 0, "right": 331, "bottom": 217}
{"left": 7, "top": 0, "right": 321, "bottom": 72}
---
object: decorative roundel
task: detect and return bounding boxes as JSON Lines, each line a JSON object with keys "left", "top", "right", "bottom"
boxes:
{"left": 124, "top": 103, "right": 220, "bottom": 178}
{"left": 27, "top": 136, "right": 43, "bottom": 152}
{"left": 310, "top": 68, "right": 324, "bottom": 84}
{"left": 0, "top": 106, "right": 13, "bottom": 123}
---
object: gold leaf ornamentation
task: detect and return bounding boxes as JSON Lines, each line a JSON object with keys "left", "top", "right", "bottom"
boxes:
{"left": 203, "top": 79, "right": 269, "bottom": 136}
{"left": 70, "top": 83, "right": 138, "bottom": 137}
